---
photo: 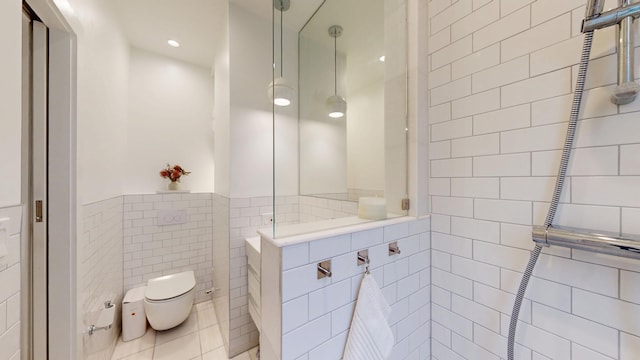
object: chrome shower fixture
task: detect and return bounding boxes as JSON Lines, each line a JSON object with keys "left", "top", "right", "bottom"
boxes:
{"left": 533, "top": 225, "right": 640, "bottom": 260}
{"left": 585, "top": 0, "right": 605, "bottom": 19}
{"left": 583, "top": 0, "right": 640, "bottom": 104}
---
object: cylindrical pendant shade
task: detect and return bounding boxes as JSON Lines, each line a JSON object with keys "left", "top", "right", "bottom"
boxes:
{"left": 326, "top": 94, "right": 347, "bottom": 118}
{"left": 268, "top": 76, "right": 294, "bottom": 106}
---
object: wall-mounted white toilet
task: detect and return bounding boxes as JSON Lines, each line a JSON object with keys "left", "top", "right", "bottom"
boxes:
{"left": 144, "top": 271, "right": 196, "bottom": 331}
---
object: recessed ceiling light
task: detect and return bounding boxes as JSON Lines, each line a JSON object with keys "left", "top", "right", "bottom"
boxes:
{"left": 168, "top": 40, "right": 180, "bottom": 48}
{"left": 379, "top": 55, "right": 386, "bottom": 62}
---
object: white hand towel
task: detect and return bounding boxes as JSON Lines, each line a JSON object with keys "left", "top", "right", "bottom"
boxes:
{"left": 343, "top": 273, "right": 394, "bottom": 360}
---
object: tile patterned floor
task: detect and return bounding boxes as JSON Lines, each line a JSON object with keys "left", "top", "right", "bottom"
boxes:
{"left": 111, "top": 301, "right": 258, "bottom": 360}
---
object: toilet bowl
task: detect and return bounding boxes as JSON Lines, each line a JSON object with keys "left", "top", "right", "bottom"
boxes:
{"left": 144, "top": 271, "right": 196, "bottom": 331}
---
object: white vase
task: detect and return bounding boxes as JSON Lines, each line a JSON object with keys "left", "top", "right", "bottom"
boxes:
{"left": 168, "top": 181, "right": 178, "bottom": 191}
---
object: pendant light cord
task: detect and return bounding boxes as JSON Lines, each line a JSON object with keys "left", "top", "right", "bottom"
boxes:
{"left": 334, "top": 34, "right": 337, "bottom": 94}
{"left": 280, "top": 8, "right": 283, "bottom": 77}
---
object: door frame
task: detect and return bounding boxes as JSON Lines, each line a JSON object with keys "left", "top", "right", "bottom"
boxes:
{"left": 22, "top": 0, "right": 77, "bottom": 358}
{"left": 22, "top": 11, "right": 50, "bottom": 359}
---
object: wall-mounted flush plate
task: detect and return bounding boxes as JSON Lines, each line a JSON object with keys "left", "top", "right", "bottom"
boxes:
{"left": 262, "top": 213, "right": 274, "bottom": 226}
{"left": 157, "top": 209, "right": 187, "bottom": 226}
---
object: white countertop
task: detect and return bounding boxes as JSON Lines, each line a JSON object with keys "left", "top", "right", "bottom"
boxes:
{"left": 258, "top": 214, "right": 426, "bottom": 248}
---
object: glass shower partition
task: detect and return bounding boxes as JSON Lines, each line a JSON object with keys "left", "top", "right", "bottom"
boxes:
{"left": 272, "top": 0, "right": 409, "bottom": 238}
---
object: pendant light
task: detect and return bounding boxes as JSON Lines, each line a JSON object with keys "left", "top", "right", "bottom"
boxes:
{"left": 268, "top": 0, "right": 293, "bottom": 107}
{"left": 327, "top": 25, "right": 346, "bottom": 118}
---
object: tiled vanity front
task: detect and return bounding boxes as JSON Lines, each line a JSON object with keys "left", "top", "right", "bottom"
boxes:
{"left": 259, "top": 217, "right": 431, "bottom": 360}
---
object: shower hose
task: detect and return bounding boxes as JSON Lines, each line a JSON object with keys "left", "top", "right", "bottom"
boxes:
{"left": 506, "top": 30, "right": 595, "bottom": 360}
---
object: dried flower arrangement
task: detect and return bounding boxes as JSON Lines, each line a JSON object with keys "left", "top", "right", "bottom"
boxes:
{"left": 160, "top": 164, "right": 191, "bottom": 183}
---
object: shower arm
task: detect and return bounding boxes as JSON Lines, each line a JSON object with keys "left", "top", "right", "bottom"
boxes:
{"left": 583, "top": 0, "right": 640, "bottom": 105}
{"left": 582, "top": 1, "right": 640, "bottom": 32}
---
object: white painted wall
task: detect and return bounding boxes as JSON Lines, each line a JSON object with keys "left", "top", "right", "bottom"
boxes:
{"left": 0, "top": 0, "right": 23, "bottom": 208}
{"left": 65, "top": 0, "right": 129, "bottom": 205}
{"left": 383, "top": 0, "right": 409, "bottom": 215}
{"left": 229, "top": 4, "right": 299, "bottom": 198}
{"left": 345, "top": 0, "right": 385, "bottom": 196}
{"left": 406, "top": 0, "right": 429, "bottom": 218}
{"left": 213, "top": 0, "right": 230, "bottom": 197}
{"left": 299, "top": 36, "right": 347, "bottom": 195}
{"left": 125, "top": 48, "right": 215, "bottom": 194}
{"left": 57, "top": 1, "right": 128, "bottom": 358}
{"left": 298, "top": 0, "right": 407, "bottom": 203}
{"left": 0, "top": 1, "right": 24, "bottom": 357}
{"left": 346, "top": 80, "right": 385, "bottom": 193}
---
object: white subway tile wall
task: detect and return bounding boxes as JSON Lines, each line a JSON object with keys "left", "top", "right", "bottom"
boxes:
{"left": 273, "top": 218, "right": 431, "bottom": 360}
{"left": 299, "top": 196, "right": 359, "bottom": 223}
{"left": 215, "top": 194, "right": 365, "bottom": 357}
{"left": 212, "top": 193, "right": 230, "bottom": 351}
{"left": 0, "top": 205, "right": 22, "bottom": 360}
{"left": 227, "top": 196, "right": 271, "bottom": 356}
{"left": 122, "top": 193, "right": 213, "bottom": 304}
{"left": 80, "top": 197, "right": 123, "bottom": 360}
{"left": 429, "top": 1, "right": 640, "bottom": 359}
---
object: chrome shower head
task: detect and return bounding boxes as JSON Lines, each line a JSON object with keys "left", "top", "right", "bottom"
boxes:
{"left": 585, "top": 0, "right": 605, "bottom": 19}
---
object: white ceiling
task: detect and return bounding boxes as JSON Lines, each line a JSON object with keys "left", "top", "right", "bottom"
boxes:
{"left": 110, "top": 0, "right": 219, "bottom": 68}
{"left": 300, "top": 0, "right": 384, "bottom": 54}
{"left": 233, "top": 0, "right": 324, "bottom": 32}
{"left": 109, "top": 0, "right": 324, "bottom": 68}
{"left": 299, "top": 0, "right": 387, "bottom": 93}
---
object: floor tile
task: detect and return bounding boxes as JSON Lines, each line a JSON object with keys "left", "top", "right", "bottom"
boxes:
{"left": 196, "top": 301, "right": 214, "bottom": 313}
{"left": 119, "top": 348, "right": 153, "bottom": 360}
{"left": 230, "top": 352, "right": 250, "bottom": 360}
{"left": 153, "top": 333, "right": 201, "bottom": 360}
{"left": 248, "top": 347, "right": 259, "bottom": 360}
{"left": 111, "top": 300, "right": 254, "bottom": 360}
{"left": 202, "top": 347, "right": 227, "bottom": 360}
{"left": 111, "top": 329, "right": 156, "bottom": 359}
{"left": 154, "top": 312, "right": 198, "bottom": 346}
{"left": 200, "top": 325, "right": 224, "bottom": 353}
{"left": 197, "top": 306, "right": 218, "bottom": 329}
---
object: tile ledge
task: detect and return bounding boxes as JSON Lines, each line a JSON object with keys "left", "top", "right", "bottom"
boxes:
{"left": 259, "top": 214, "right": 430, "bottom": 248}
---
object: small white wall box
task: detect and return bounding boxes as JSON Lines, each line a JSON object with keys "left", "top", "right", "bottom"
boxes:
{"left": 122, "top": 286, "right": 147, "bottom": 341}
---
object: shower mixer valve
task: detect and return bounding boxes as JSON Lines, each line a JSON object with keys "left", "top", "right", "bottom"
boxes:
{"left": 582, "top": 0, "right": 640, "bottom": 104}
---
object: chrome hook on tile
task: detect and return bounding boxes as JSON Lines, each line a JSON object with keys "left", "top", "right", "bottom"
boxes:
{"left": 317, "top": 260, "right": 332, "bottom": 279}
{"left": 357, "top": 250, "right": 370, "bottom": 274}
{"left": 388, "top": 241, "right": 401, "bottom": 256}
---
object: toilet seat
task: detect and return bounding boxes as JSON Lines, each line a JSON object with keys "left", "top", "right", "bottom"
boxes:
{"left": 145, "top": 271, "right": 195, "bottom": 301}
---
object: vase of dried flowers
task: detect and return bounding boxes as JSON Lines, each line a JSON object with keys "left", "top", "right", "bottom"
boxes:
{"left": 160, "top": 164, "right": 190, "bottom": 191}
